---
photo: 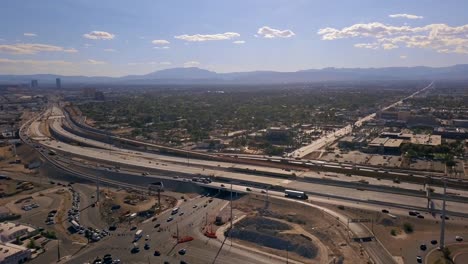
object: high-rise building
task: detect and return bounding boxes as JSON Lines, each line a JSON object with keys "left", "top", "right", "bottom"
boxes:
{"left": 30, "top": 80, "right": 38, "bottom": 88}
{"left": 56, "top": 78, "right": 61, "bottom": 89}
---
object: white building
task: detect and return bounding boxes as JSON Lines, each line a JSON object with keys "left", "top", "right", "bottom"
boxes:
{"left": 0, "top": 223, "right": 35, "bottom": 243}
{"left": 0, "top": 242, "right": 31, "bottom": 264}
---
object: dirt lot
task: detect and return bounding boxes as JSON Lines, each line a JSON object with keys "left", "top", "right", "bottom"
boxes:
{"left": 324, "top": 204, "right": 468, "bottom": 262}
{"left": 100, "top": 188, "right": 177, "bottom": 225}
{"left": 0, "top": 178, "right": 47, "bottom": 203}
{"left": 228, "top": 195, "right": 368, "bottom": 264}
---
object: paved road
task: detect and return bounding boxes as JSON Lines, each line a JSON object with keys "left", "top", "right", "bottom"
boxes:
{"left": 68, "top": 195, "right": 285, "bottom": 264}
{"left": 290, "top": 81, "right": 435, "bottom": 158}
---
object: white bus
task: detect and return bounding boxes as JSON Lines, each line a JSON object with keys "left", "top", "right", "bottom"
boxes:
{"left": 171, "top": 207, "right": 179, "bottom": 215}
{"left": 134, "top": 230, "right": 143, "bottom": 241}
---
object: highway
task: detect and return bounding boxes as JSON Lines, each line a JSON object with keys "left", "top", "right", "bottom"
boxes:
{"left": 17, "top": 94, "right": 467, "bottom": 264}
{"left": 290, "top": 81, "right": 435, "bottom": 158}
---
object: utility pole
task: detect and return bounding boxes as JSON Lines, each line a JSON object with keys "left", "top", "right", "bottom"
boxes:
{"left": 96, "top": 173, "right": 100, "bottom": 203}
{"left": 439, "top": 177, "right": 447, "bottom": 250}
{"left": 157, "top": 189, "right": 161, "bottom": 213}
{"left": 57, "top": 238, "right": 61, "bottom": 262}
{"left": 230, "top": 183, "right": 233, "bottom": 246}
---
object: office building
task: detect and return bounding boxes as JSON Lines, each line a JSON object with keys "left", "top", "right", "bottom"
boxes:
{"left": 56, "top": 78, "right": 61, "bottom": 89}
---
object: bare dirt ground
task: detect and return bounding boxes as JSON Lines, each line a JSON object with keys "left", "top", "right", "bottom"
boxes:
{"left": 100, "top": 189, "right": 177, "bottom": 225}
{"left": 322, "top": 203, "right": 468, "bottom": 262}
{"left": 228, "top": 194, "right": 367, "bottom": 264}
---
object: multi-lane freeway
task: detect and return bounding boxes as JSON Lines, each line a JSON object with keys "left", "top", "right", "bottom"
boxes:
{"left": 18, "top": 84, "right": 468, "bottom": 264}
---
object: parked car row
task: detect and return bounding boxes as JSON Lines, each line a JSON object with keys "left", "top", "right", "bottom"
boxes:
{"left": 46, "top": 209, "right": 57, "bottom": 225}
{"left": 22, "top": 203, "right": 39, "bottom": 211}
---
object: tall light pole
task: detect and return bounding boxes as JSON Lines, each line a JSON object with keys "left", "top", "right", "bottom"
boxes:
{"left": 439, "top": 177, "right": 447, "bottom": 250}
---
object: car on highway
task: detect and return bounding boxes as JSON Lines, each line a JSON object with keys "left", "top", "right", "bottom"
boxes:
{"left": 220, "top": 184, "right": 225, "bottom": 187}
{"left": 246, "top": 187, "right": 252, "bottom": 191}
{"left": 440, "top": 215, "right": 450, "bottom": 220}
{"left": 261, "top": 190, "right": 266, "bottom": 194}
{"left": 456, "top": 236, "right": 464, "bottom": 242}
{"left": 409, "top": 211, "right": 419, "bottom": 216}
{"left": 178, "top": 248, "right": 186, "bottom": 255}
{"left": 381, "top": 209, "right": 389, "bottom": 213}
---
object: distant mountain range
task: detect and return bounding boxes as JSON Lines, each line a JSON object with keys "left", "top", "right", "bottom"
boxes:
{"left": 1, "top": 64, "right": 468, "bottom": 85}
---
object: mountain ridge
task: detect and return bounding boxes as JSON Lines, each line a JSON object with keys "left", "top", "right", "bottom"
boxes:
{"left": 1, "top": 64, "right": 467, "bottom": 85}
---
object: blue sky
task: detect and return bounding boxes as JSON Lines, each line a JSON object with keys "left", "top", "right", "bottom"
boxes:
{"left": 0, "top": 0, "right": 467, "bottom": 76}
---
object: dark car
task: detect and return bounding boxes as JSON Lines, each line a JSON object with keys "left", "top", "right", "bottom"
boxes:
{"left": 381, "top": 209, "right": 389, "bottom": 213}
{"left": 154, "top": 250, "right": 161, "bottom": 256}
{"left": 417, "top": 214, "right": 425, "bottom": 219}
{"left": 420, "top": 244, "right": 427, "bottom": 251}
{"left": 417, "top": 256, "right": 422, "bottom": 263}
{"left": 178, "top": 248, "right": 186, "bottom": 255}
{"left": 430, "top": 240, "right": 438, "bottom": 245}
{"left": 154, "top": 224, "right": 160, "bottom": 228}
{"left": 144, "top": 243, "right": 150, "bottom": 250}
{"left": 130, "top": 226, "right": 137, "bottom": 231}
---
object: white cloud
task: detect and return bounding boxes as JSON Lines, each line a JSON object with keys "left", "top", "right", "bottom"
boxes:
{"left": 83, "top": 31, "right": 115, "bottom": 40}
{"left": 0, "top": 58, "right": 71, "bottom": 65}
{"left": 23, "top": 33, "right": 37, "bottom": 37}
{"left": 389, "top": 14, "right": 423, "bottom": 20}
{"left": 152, "top": 39, "right": 170, "bottom": 45}
{"left": 233, "top": 40, "right": 246, "bottom": 44}
{"left": 153, "top": 46, "right": 170, "bottom": 49}
{"left": 87, "top": 59, "right": 106, "bottom": 65}
{"left": 84, "top": 43, "right": 92, "bottom": 48}
{"left": 382, "top": 43, "right": 399, "bottom": 50}
{"left": 354, "top": 43, "right": 379, "bottom": 49}
{"left": 318, "top": 22, "right": 468, "bottom": 54}
{"left": 128, "top": 61, "right": 172, "bottom": 66}
{"left": 183, "top": 61, "right": 200, "bottom": 67}
{"left": 257, "top": 26, "right": 295, "bottom": 38}
{"left": 0, "top": 43, "right": 78, "bottom": 54}
{"left": 103, "top": 48, "right": 117, "bottom": 52}
{"left": 400, "top": 55, "right": 407, "bottom": 59}
{"left": 175, "top": 32, "right": 240, "bottom": 42}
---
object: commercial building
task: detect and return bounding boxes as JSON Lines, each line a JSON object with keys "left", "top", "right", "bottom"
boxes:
{"left": 55, "top": 78, "right": 61, "bottom": 89}
{"left": 377, "top": 111, "right": 410, "bottom": 121}
{"left": 0, "top": 242, "right": 31, "bottom": 264}
{"left": 410, "top": 134, "right": 442, "bottom": 146}
{"left": 368, "top": 137, "right": 404, "bottom": 153}
{"left": 453, "top": 119, "right": 468, "bottom": 128}
{"left": 434, "top": 127, "right": 468, "bottom": 139}
{"left": 338, "top": 136, "right": 366, "bottom": 149}
{"left": 30, "top": 80, "right": 38, "bottom": 88}
{"left": 0, "top": 222, "right": 35, "bottom": 243}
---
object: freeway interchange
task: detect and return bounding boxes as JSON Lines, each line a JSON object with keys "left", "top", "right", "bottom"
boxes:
{"left": 19, "top": 95, "right": 468, "bottom": 264}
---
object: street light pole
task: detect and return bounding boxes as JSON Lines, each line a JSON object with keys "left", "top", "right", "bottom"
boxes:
{"left": 439, "top": 178, "right": 447, "bottom": 250}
